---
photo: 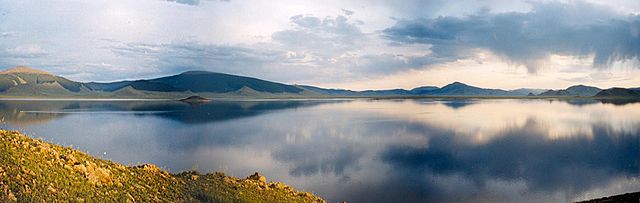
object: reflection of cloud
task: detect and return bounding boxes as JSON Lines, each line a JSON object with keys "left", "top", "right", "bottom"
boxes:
{"left": 272, "top": 143, "right": 363, "bottom": 177}
{"left": 380, "top": 118, "right": 640, "bottom": 202}
{"left": 341, "top": 99, "right": 640, "bottom": 142}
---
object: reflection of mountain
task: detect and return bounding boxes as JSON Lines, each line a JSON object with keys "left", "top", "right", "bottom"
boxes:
{"left": 597, "top": 98, "right": 640, "bottom": 106}
{"left": 152, "top": 101, "right": 330, "bottom": 124}
{"left": 552, "top": 99, "right": 640, "bottom": 107}
{"left": 440, "top": 99, "right": 478, "bottom": 109}
{"left": 378, "top": 118, "right": 640, "bottom": 202}
{"left": 0, "top": 101, "right": 76, "bottom": 125}
{"left": 0, "top": 100, "right": 335, "bottom": 126}
{"left": 563, "top": 99, "right": 600, "bottom": 106}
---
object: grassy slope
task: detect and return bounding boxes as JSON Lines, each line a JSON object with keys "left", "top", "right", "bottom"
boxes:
{"left": 0, "top": 130, "right": 324, "bottom": 202}
{"left": 575, "top": 192, "right": 640, "bottom": 203}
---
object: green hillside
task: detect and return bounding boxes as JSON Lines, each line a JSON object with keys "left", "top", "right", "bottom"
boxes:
{"left": 0, "top": 130, "right": 324, "bottom": 202}
{"left": 148, "top": 71, "right": 304, "bottom": 93}
{"left": 0, "top": 67, "right": 87, "bottom": 96}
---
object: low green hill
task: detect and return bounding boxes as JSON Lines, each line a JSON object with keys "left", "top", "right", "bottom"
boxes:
{"left": 0, "top": 67, "right": 86, "bottom": 95}
{"left": 148, "top": 71, "right": 304, "bottom": 93}
{"left": 0, "top": 130, "right": 324, "bottom": 202}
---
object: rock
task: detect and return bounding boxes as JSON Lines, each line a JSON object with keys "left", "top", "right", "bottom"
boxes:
{"left": 268, "top": 182, "right": 287, "bottom": 190}
{"left": 73, "top": 162, "right": 112, "bottom": 185}
{"left": 247, "top": 172, "right": 266, "bottom": 183}
{"left": 47, "top": 185, "right": 57, "bottom": 193}
{"left": 179, "top": 96, "right": 211, "bottom": 104}
{"left": 8, "top": 191, "right": 17, "bottom": 201}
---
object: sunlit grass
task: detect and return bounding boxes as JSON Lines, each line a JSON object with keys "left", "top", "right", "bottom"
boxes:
{"left": 0, "top": 130, "right": 324, "bottom": 202}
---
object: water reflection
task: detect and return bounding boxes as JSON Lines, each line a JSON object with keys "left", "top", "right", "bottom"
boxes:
{"left": 381, "top": 119, "right": 640, "bottom": 202}
{"left": 0, "top": 99, "right": 638, "bottom": 202}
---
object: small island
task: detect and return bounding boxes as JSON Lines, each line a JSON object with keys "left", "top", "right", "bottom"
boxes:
{"left": 0, "top": 130, "right": 324, "bottom": 202}
{"left": 179, "top": 96, "right": 212, "bottom": 104}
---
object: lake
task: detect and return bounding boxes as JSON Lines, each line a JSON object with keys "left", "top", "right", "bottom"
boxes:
{"left": 0, "top": 98, "right": 639, "bottom": 202}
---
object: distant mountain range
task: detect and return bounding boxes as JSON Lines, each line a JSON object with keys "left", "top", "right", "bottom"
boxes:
{"left": 538, "top": 85, "right": 602, "bottom": 97}
{"left": 0, "top": 66, "right": 638, "bottom": 99}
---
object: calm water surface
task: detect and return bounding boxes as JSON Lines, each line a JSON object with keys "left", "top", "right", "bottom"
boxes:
{"left": 1, "top": 99, "right": 639, "bottom": 202}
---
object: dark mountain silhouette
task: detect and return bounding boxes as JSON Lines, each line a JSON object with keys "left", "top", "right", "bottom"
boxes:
{"left": 538, "top": 85, "right": 601, "bottom": 97}
{"left": 421, "top": 82, "right": 518, "bottom": 96}
{"left": 410, "top": 86, "right": 439, "bottom": 94}
{"left": 510, "top": 88, "right": 550, "bottom": 95}
{"left": 594, "top": 88, "right": 640, "bottom": 98}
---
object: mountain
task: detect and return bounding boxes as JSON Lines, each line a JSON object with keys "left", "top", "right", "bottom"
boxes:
{"left": 296, "top": 85, "right": 357, "bottom": 96}
{"left": 0, "top": 67, "right": 312, "bottom": 98}
{"left": 145, "top": 71, "right": 305, "bottom": 93}
{"left": 0, "top": 66, "right": 90, "bottom": 96}
{"left": 92, "top": 71, "right": 305, "bottom": 94}
{"left": 410, "top": 86, "right": 439, "bottom": 94}
{"left": 421, "top": 82, "right": 518, "bottom": 96}
{"left": 539, "top": 85, "right": 601, "bottom": 97}
{"left": 85, "top": 81, "right": 134, "bottom": 91}
{"left": 359, "top": 89, "right": 412, "bottom": 96}
{"left": 538, "top": 89, "right": 573, "bottom": 96}
{"left": 594, "top": 88, "right": 640, "bottom": 98}
{"left": 509, "top": 88, "right": 549, "bottom": 95}
{"left": 298, "top": 86, "right": 412, "bottom": 96}
{"left": 565, "top": 85, "right": 602, "bottom": 96}
{"left": 0, "top": 66, "right": 637, "bottom": 99}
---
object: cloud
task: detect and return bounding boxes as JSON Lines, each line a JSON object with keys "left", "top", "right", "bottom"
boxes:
{"left": 0, "top": 32, "right": 13, "bottom": 38}
{"left": 108, "top": 41, "right": 286, "bottom": 79}
{"left": 102, "top": 13, "right": 444, "bottom": 84}
{"left": 165, "top": 0, "right": 200, "bottom": 5}
{"left": 162, "top": 0, "right": 229, "bottom": 6}
{"left": 382, "top": 1, "right": 640, "bottom": 73}
{"left": 341, "top": 9, "right": 354, "bottom": 16}
{"left": 4, "top": 45, "right": 48, "bottom": 58}
{"left": 269, "top": 13, "right": 450, "bottom": 81}
{"left": 272, "top": 14, "right": 366, "bottom": 54}
{"left": 2, "top": 0, "right": 635, "bottom": 88}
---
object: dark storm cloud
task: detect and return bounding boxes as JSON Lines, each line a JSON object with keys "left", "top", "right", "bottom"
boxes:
{"left": 271, "top": 14, "right": 449, "bottom": 78}
{"left": 382, "top": 1, "right": 640, "bottom": 73}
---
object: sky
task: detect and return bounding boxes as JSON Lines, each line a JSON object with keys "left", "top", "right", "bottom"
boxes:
{"left": 0, "top": 0, "right": 639, "bottom": 90}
